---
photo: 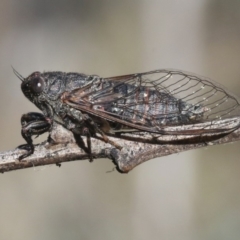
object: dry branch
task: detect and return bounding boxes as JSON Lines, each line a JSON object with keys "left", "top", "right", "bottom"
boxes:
{"left": 1, "top": 122, "right": 240, "bottom": 174}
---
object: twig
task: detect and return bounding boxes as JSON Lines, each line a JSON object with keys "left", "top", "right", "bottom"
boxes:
{"left": 0, "top": 122, "right": 240, "bottom": 174}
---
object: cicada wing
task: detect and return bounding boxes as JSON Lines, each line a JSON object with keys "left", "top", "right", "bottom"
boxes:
{"left": 63, "top": 69, "right": 240, "bottom": 136}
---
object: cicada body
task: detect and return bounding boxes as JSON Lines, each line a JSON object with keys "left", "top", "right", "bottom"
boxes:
{"left": 15, "top": 69, "right": 240, "bottom": 159}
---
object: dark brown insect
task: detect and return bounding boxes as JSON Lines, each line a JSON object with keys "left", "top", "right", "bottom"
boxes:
{"left": 14, "top": 69, "right": 240, "bottom": 161}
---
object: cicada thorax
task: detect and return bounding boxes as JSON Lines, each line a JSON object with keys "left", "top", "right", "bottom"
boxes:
{"left": 41, "top": 72, "right": 86, "bottom": 100}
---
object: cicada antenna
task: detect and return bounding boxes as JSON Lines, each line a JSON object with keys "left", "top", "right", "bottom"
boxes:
{"left": 11, "top": 66, "right": 25, "bottom": 82}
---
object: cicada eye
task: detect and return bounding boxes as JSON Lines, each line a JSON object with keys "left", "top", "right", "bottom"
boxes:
{"left": 30, "top": 77, "right": 45, "bottom": 93}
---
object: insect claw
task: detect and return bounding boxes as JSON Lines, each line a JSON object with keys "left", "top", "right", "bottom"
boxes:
{"left": 17, "top": 144, "right": 34, "bottom": 160}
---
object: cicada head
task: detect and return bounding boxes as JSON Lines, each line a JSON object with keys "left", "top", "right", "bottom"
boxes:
{"left": 21, "top": 72, "right": 46, "bottom": 101}
{"left": 13, "top": 68, "right": 48, "bottom": 110}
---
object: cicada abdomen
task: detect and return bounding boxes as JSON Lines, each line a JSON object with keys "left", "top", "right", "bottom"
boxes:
{"left": 94, "top": 69, "right": 240, "bottom": 140}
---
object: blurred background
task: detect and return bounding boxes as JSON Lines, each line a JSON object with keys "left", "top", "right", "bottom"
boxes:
{"left": 0, "top": 0, "right": 240, "bottom": 239}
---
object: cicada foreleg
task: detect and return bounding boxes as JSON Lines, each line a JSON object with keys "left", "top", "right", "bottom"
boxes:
{"left": 18, "top": 112, "right": 52, "bottom": 160}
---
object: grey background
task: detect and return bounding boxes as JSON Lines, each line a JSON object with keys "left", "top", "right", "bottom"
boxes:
{"left": 0, "top": 0, "right": 240, "bottom": 239}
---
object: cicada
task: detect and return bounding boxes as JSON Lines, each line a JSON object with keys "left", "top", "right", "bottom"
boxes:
{"left": 14, "top": 69, "right": 240, "bottom": 161}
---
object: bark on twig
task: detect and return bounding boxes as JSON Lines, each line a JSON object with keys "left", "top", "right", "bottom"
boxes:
{"left": 1, "top": 123, "right": 240, "bottom": 174}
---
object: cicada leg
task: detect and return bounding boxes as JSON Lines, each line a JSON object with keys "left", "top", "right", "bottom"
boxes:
{"left": 61, "top": 107, "right": 123, "bottom": 161}
{"left": 73, "top": 129, "right": 94, "bottom": 162}
{"left": 82, "top": 114, "right": 123, "bottom": 150}
{"left": 18, "top": 112, "right": 52, "bottom": 160}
